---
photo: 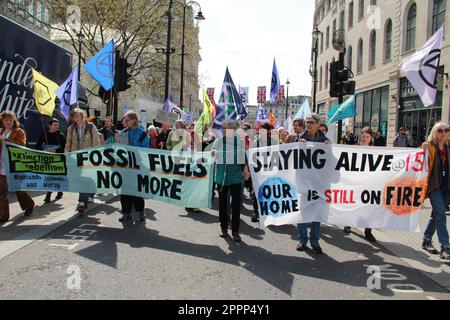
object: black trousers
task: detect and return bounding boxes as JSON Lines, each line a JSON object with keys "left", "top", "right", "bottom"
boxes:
{"left": 219, "top": 184, "right": 242, "bottom": 233}
{"left": 120, "top": 195, "right": 145, "bottom": 214}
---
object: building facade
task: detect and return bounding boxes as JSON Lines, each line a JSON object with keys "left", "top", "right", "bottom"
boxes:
{"left": 245, "top": 95, "right": 312, "bottom": 126}
{"left": 0, "top": 0, "right": 51, "bottom": 38}
{"left": 1, "top": 0, "right": 202, "bottom": 122}
{"left": 313, "top": 0, "right": 448, "bottom": 146}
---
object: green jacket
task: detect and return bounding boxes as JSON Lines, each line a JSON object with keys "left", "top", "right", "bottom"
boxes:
{"left": 213, "top": 135, "right": 245, "bottom": 186}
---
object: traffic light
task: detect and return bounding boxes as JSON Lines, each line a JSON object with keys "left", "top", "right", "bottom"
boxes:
{"left": 329, "top": 61, "right": 356, "bottom": 98}
{"left": 98, "top": 86, "right": 111, "bottom": 104}
{"left": 115, "top": 57, "right": 133, "bottom": 92}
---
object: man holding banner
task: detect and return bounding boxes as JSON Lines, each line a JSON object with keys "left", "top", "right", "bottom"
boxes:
{"left": 297, "top": 113, "right": 331, "bottom": 254}
{"left": 65, "top": 108, "right": 101, "bottom": 213}
{"left": 119, "top": 111, "right": 150, "bottom": 223}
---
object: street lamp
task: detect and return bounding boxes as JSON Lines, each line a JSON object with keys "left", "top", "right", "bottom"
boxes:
{"left": 77, "top": 31, "right": 84, "bottom": 81}
{"left": 180, "top": 1, "right": 205, "bottom": 110}
{"left": 311, "top": 27, "right": 321, "bottom": 113}
{"left": 285, "top": 79, "right": 290, "bottom": 121}
{"left": 164, "top": 0, "right": 205, "bottom": 106}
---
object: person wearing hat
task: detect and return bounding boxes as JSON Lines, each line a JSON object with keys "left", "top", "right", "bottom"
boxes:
{"left": 297, "top": 113, "right": 331, "bottom": 254}
{"left": 36, "top": 118, "right": 66, "bottom": 204}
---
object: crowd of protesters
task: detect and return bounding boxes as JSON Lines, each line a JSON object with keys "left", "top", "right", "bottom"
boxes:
{"left": 0, "top": 109, "right": 449, "bottom": 260}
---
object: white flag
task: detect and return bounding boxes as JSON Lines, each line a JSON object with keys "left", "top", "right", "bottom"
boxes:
{"left": 295, "top": 97, "right": 312, "bottom": 119}
{"left": 283, "top": 116, "right": 293, "bottom": 134}
{"left": 399, "top": 26, "right": 444, "bottom": 107}
{"left": 256, "top": 105, "right": 268, "bottom": 123}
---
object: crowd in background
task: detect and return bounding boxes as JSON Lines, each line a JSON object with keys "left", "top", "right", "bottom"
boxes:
{"left": 0, "top": 109, "right": 449, "bottom": 260}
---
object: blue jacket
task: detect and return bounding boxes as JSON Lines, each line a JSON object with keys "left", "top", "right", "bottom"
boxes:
{"left": 300, "top": 130, "right": 330, "bottom": 143}
{"left": 122, "top": 126, "right": 149, "bottom": 148}
{"left": 213, "top": 135, "right": 245, "bottom": 186}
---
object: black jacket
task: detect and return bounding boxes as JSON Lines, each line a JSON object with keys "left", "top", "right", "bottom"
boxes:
{"left": 36, "top": 131, "right": 67, "bottom": 153}
{"left": 156, "top": 130, "right": 172, "bottom": 150}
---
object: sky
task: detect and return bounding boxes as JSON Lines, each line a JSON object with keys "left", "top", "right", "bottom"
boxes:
{"left": 196, "top": 0, "right": 316, "bottom": 105}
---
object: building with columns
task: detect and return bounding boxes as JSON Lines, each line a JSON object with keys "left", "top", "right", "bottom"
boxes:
{"left": 313, "top": 0, "right": 448, "bottom": 146}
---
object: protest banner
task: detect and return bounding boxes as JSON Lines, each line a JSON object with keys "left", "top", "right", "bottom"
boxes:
{"left": 156, "top": 109, "right": 178, "bottom": 125}
{"left": 249, "top": 142, "right": 428, "bottom": 232}
{"left": 4, "top": 142, "right": 214, "bottom": 208}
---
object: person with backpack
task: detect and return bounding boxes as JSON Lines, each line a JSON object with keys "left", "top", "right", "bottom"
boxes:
{"left": 119, "top": 111, "right": 150, "bottom": 223}
{"left": 65, "top": 108, "right": 101, "bottom": 214}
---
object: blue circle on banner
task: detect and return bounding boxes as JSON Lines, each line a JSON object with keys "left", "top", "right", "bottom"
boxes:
{"left": 258, "top": 177, "right": 297, "bottom": 217}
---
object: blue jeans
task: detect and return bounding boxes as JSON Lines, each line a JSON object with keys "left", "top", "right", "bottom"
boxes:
{"left": 78, "top": 193, "right": 94, "bottom": 203}
{"left": 297, "top": 222, "right": 321, "bottom": 247}
{"left": 424, "top": 188, "right": 450, "bottom": 250}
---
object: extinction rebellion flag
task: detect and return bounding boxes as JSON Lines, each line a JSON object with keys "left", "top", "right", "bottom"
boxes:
{"left": 399, "top": 26, "right": 444, "bottom": 107}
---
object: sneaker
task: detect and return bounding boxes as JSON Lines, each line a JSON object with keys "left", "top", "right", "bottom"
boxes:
{"left": 119, "top": 214, "right": 132, "bottom": 223}
{"left": 296, "top": 243, "right": 308, "bottom": 252}
{"left": 219, "top": 229, "right": 229, "bottom": 238}
{"left": 365, "top": 231, "right": 377, "bottom": 243}
{"left": 232, "top": 232, "right": 242, "bottom": 242}
{"left": 441, "top": 248, "right": 450, "bottom": 260}
{"left": 24, "top": 207, "right": 34, "bottom": 217}
{"left": 422, "top": 240, "right": 439, "bottom": 255}
{"left": 43, "top": 194, "right": 51, "bottom": 204}
{"left": 311, "top": 245, "right": 323, "bottom": 254}
{"left": 343, "top": 226, "right": 351, "bottom": 234}
{"left": 55, "top": 193, "right": 63, "bottom": 201}
{"left": 76, "top": 202, "right": 87, "bottom": 213}
{"left": 138, "top": 211, "right": 146, "bottom": 222}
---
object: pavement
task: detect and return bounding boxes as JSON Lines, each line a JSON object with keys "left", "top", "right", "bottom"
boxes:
{"left": 372, "top": 200, "right": 450, "bottom": 292}
{"left": 0, "top": 191, "right": 449, "bottom": 300}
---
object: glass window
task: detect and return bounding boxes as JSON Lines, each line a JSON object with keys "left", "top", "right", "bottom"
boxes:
{"left": 359, "top": 0, "right": 365, "bottom": 19}
{"left": 333, "top": 19, "right": 337, "bottom": 34}
{"left": 325, "top": 62, "right": 329, "bottom": 89}
{"left": 354, "top": 93, "right": 364, "bottom": 136}
{"left": 357, "top": 39, "right": 363, "bottom": 73}
{"left": 340, "top": 11, "right": 345, "bottom": 29}
{"left": 380, "top": 86, "right": 389, "bottom": 139}
{"left": 321, "top": 32, "right": 324, "bottom": 53}
{"left": 384, "top": 20, "right": 392, "bottom": 61}
{"left": 18, "top": 0, "right": 25, "bottom": 17}
{"left": 348, "top": 46, "right": 353, "bottom": 71}
{"left": 371, "top": 88, "right": 381, "bottom": 131}
{"left": 27, "top": 1, "right": 35, "bottom": 23}
{"left": 363, "top": 91, "right": 372, "bottom": 127}
{"left": 348, "top": 1, "right": 354, "bottom": 28}
{"left": 326, "top": 26, "right": 330, "bottom": 49}
{"left": 369, "top": 31, "right": 376, "bottom": 67}
{"left": 433, "top": 0, "right": 446, "bottom": 33}
{"left": 36, "top": 1, "right": 42, "bottom": 27}
{"left": 406, "top": 3, "right": 416, "bottom": 51}
{"left": 320, "top": 66, "right": 323, "bottom": 91}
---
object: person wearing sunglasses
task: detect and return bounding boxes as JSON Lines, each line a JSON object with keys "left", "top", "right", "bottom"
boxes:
{"left": 421, "top": 122, "right": 450, "bottom": 260}
{"left": 296, "top": 113, "right": 331, "bottom": 254}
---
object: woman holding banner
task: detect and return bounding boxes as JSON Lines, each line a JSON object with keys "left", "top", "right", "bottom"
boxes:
{"left": 343, "top": 127, "right": 377, "bottom": 243}
{"left": 213, "top": 119, "right": 245, "bottom": 242}
{"left": 422, "top": 122, "right": 450, "bottom": 260}
{"left": 0, "top": 111, "right": 35, "bottom": 222}
{"left": 296, "top": 113, "right": 331, "bottom": 254}
{"left": 65, "top": 108, "right": 101, "bottom": 214}
{"left": 119, "top": 111, "right": 150, "bottom": 223}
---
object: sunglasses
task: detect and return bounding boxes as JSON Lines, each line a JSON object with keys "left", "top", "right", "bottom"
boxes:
{"left": 306, "top": 121, "right": 318, "bottom": 125}
{"left": 437, "top": 128, "right": 450, "bottom": 134}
